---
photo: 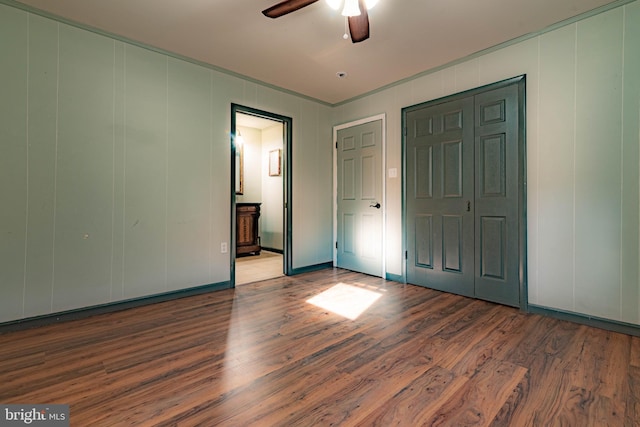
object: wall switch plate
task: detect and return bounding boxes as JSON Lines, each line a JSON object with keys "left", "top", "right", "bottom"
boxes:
{"left": 221, "top": 242, "right": 228, "bottom": 253}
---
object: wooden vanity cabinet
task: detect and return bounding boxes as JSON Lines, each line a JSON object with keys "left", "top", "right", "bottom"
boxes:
{"left": 236, "top": 203, "right": 261, "bottom": 256}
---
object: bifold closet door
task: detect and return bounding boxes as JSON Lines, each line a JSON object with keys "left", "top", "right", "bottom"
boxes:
{"left": 405, "top": 97, "right": 475, "bottom": 297}
{"left": 405, "top": 80, "right": 521, "bottom": 307}
{"left": 473, "top": 84, "right": 520, "bottom": 307}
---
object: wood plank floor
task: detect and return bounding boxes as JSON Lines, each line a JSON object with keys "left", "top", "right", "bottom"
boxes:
{"left": 1, "top": 268, "right": 638, "bottom": 426}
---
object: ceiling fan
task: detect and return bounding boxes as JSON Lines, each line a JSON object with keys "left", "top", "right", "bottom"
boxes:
{"left": 262, "top": 0, "right": 373, "bottom": 43}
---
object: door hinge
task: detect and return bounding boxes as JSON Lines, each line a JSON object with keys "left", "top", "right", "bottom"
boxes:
{"left": 335, "top": 141, "right": 338, "bottom": 149}
{"left": 405, "top": 250, "right": 408, "bottom": 260}
{"left": 336, "top": 241, "right": 338, "bottom": 249}
{"left": 403, "top": 127, "right": 407, "bottom": 136}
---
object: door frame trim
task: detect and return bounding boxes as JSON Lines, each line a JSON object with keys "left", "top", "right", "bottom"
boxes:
{"left": 230, "top": 104, "right": 293, "bottom": 286}
{"left": 332, "top": 114, "right": 386, "bottom": 278}
{"left": 401, "top": 76, "right": 527, "bottom": 311}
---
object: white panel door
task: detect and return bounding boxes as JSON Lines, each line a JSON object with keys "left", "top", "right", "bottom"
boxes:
{"left": 336, "top": 119, "right": 383, "bottom": 276}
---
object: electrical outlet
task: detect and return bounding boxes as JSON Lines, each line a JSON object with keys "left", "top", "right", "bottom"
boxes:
{"left": 221, "top": 242, "right": 228, "bottom": 253}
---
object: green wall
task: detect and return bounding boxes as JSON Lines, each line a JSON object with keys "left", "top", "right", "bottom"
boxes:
{"left": 0, "top": 4, "right": 332, "bottom": 322}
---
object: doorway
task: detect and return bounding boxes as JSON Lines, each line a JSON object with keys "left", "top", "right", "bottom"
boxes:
{"left": 403, "top": 76, "right": 526, "bottom": 308}
{"left": 231, "top": 104, "right": 293, "bottom": 286}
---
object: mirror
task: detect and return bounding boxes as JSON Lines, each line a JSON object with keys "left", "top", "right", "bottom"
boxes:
{"left": 235, "top": 140, "right": 243, "bottom": 195}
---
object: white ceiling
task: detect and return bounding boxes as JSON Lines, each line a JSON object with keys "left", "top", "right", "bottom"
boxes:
{"left": 15, "top": 0, "right": 620, "bottom": 105}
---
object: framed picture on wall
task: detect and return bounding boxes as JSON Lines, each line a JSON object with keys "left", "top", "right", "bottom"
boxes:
{"left": 269, "top": 149, "right": 281, "bottom": 176}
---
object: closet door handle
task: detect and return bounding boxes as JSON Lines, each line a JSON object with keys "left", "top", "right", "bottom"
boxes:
{"left": 466, "top": 201, "right": 471, "bottom": 212}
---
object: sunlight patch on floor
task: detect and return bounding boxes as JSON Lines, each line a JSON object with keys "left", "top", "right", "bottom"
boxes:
{"left": 306, "top": 282, "right": 383, "bottom": 320}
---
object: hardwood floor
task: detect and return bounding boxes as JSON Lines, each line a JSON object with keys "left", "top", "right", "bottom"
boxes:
{"left": 1, "top": 268, "right": 638, "bottom": 426}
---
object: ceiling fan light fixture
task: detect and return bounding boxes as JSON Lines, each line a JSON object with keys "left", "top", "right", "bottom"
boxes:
{"left": 365, "top": 0, "right": 379, "bottom": 9}
{"left": 325, "top": 0, "right": 378, "bottom": 13}
{"left": 325, "top": 0, "right": 342, "bottom": 10}
{"left": 341, "top": 0, "right": 361, "bottom": 17}
{"left": 262, "top": 0, "right": 371, "bottom": 43}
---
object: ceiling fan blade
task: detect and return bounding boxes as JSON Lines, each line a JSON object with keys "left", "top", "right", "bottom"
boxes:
{"left": 262, "top": 0, "right": 319, "bottom": 18}
{"left": 348, "top": 0, "right": 370, "bottom": 43}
